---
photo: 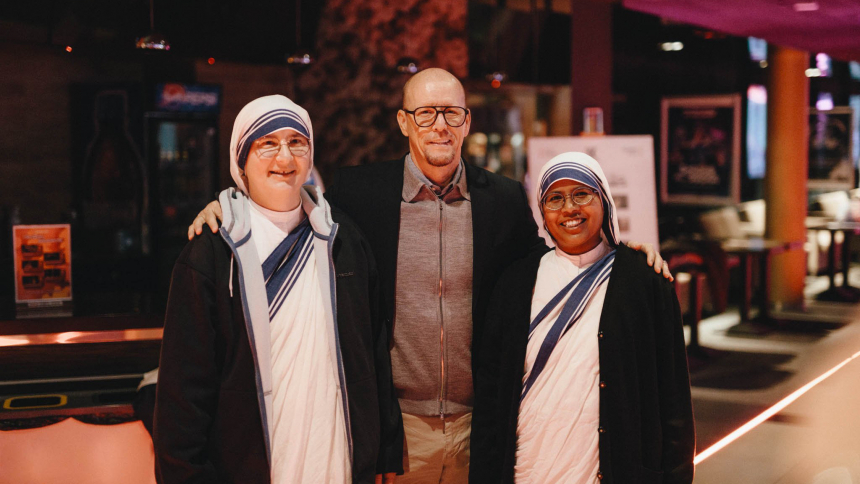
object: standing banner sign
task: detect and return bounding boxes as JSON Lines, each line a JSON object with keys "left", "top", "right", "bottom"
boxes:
{"left": 527, "top": 136, "right": 659, "bottom": 248}
{"left": 13, "top": 225, "right": 73, "bottom": 304}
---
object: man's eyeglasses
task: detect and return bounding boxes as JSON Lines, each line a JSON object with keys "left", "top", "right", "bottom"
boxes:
{"left": 541, "top": 187, "right": 598, "bottom": 211}
{"left": 254, "top": 136, "right": 310, "bottom": 158}
{"left": 402, "top": 106, "right": 470, "bottom": 128}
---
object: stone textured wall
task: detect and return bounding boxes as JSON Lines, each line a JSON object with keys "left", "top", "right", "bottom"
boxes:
{"left": 295, "top": 0, "right": 468, "bottom": 182}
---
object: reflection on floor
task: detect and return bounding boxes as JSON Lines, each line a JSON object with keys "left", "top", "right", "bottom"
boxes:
{"left": 3, "top": 270, "right": 860, "bottom": 483}
{"left": 0, "top": 418, "right": 155, "bottom": 484}
{"left": 690, "top": 269, "right": 860, "bottom": 483}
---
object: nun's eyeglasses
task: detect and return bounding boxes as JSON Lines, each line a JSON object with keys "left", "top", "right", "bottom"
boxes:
{"left": 255, "top": 136, "right": 310, "bottom": 158}
{"left": 402, "top": 106, "right": 469, "bottom": 127}
{"left": 542, "top": 188, "right": 597, "bottom": 210}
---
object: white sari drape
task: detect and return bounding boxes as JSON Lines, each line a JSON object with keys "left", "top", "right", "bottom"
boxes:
{"left": 249, "top": 204, "right": 350, "bottom": 484}
{"left": 515, "top": 242, "right": 610, "bottom": 484}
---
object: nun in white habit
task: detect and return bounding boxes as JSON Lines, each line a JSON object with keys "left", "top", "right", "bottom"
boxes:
{"left": 154, "top": 95, "right": 403, "bottom": 484}
{"left": 470, "top": 152, "right": 695, "bottom": 484}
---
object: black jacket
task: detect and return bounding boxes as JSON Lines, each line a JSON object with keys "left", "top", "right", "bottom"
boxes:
{"left": 470, "top": 244, "right": 695, "bottom": 484}
{"left": 325, "top": 156, "right": 547, "bottom": 382}
{"left": 153, "top": 208, "right": 403, "bottom": 484}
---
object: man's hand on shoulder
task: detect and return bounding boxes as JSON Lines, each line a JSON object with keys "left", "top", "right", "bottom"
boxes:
{"left": 187, "top": 201, "right": 224, "bottom": 240}
{"left": 626, "top": 240, "right": 674, "bottom": 282}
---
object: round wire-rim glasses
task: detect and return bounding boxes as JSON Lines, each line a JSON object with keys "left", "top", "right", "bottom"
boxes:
{"left": 402, "top": 106, "right": 470, "bottom": 127}
{"left": 542, "top": 187, "right": 598, "bottom": 211}
{"left": 254, "top": 136, "right": 310, "bottom": 158}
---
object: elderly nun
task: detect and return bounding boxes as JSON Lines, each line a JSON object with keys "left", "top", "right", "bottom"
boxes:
{"left": 154, "top": 95, "right": 403, "bottom": 484}
{"left": 470, "top": 152, "right": 695, "bottom": 484}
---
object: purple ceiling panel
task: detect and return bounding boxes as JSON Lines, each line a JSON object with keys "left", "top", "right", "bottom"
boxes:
{"left": 623, "top": 0, "right": 860, "bottom": 61}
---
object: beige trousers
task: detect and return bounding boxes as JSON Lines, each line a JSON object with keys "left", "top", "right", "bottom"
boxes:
{"left": 398, "top": 412, "right": 472, "bottom": 484}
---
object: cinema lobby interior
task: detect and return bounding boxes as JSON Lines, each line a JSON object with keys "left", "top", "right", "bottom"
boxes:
{"left": 2, "top": 0, "right": 860, "bottom": 482}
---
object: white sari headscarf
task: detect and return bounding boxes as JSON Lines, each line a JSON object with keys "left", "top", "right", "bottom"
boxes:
{"left": 516, "top": 152, "right": 619, "bottom": 484}
{"left": 536, "top": 151, "right": 619, "bottom": 247}
{"left": 229, "top": 94, "right": 314, "bottom": 193}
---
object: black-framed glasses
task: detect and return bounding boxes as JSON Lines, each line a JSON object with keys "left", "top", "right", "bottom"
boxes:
{"left": 254, "top": 136, "right": 310, "bottom": 158}
{"left": 402, "top": 106, "right": 470, "bottom": 127}
{"left": 541, "top": 187, "right": 598, "bottom": 211}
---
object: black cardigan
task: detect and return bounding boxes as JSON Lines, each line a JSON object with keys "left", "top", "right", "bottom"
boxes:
{"left": 325, "top": 157, "right": 548, "bottom": 382}
{"left": 470, "top": 244, "right": 695, "bottom": 484}
{"left": 153, "top": 209, "right": 403, "bottom": 484}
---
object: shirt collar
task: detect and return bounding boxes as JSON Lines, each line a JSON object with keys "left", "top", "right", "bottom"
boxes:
{"left": 402, "top": 153, "right": 470, "bottom": 202}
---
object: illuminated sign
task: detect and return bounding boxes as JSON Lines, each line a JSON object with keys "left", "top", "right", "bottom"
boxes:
{"left": 155, "top": 83, "right": 221, "bottom": 113}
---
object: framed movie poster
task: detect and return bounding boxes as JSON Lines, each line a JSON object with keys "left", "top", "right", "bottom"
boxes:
{"left": 13, "top": 225, "right": 73, "bottom": 304}
{"left": 809, "top": 107, "right": 855, "bottom": 190}
{"left": 660, "top": 95, "right": 742, "bottom": 205}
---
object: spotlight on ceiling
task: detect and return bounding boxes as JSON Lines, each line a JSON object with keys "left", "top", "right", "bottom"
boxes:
{"left": 286, "top": 52, "right": 314, "bottom": 65}
{"left": 286, "top": 0, "right": 313, "bottom": 67}
{"left": 486, "top": 71, "right": 507, "bottom": 89}
{"left": 135, "top": 33, "right": 171, "bottom": 51}
{"left": 136, "top": 0, "right": 170, "bottom": 51}
{"left": 396, "top": 57, "right": 421, "bottom": 74}
{"left": 793, "top": 2, "right": 819, "bottom": 12}
{"left": 660, "top": 42, "right": 684, "bottom": 52}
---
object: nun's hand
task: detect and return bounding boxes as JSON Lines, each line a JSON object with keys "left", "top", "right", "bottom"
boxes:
{"left": 187, "top": 200, "right": 224, "bottom": 240}
{"left": 626, "top": 241, "right": 674, "bottom": 282}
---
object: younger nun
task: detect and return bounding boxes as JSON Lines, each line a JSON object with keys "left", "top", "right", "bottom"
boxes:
{"left": 154, "top": 95, "right": 403, "bottom": 484}
{"left": 470, "top": 152, "right": 695, "bottom": 484}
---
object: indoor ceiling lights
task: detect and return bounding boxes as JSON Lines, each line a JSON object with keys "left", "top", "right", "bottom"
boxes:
{"left": 135, "top": 0, "right": 171, "bottom": 51}
{"left": 660, "top": 41, "right": 684, "bottom": 52}
{"left": 793, "top": 2, "right": 819, "bottom": 12}
{"left": 487, "top": 71, "right": 506, "bottom": 88}
{"left": 286, "top": 0, "right": 314, "bottom": 66}
{"left": 395, "top": 57, "right": 421, "bottom": 74}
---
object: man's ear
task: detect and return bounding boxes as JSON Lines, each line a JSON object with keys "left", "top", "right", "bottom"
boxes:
{"left": 462, "top": 111, "right": 472, "bottom": 137}
{"left": 396, "top": 110, "right": 409, "bottom": 137}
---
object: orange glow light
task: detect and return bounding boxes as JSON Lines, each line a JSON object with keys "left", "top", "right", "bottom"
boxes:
{"left": 694, "top": 349, "right": 860, "bottom": 465}
{"left": 65, "top": 46, "right": 72, "bottom": 53}
{"left": 491, "top": 79, "right": 501, "bottom": 89}
{"left": 208, "top": 57, "right": 215, "bottom": 65}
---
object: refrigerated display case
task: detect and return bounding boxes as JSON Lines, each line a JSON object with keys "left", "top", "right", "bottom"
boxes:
{"left": 145, "top": 83, "right": 221, "bottom": 309}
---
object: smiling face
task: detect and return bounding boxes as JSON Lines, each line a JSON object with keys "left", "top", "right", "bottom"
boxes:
{"left": 242, "top": 128, "right": 310, "bottom": 211}
{"left": 397, "top": 68, "right": 471, "bottom": 186}
{"left": 541, "top": 179, "right": 605, "bottom": 255}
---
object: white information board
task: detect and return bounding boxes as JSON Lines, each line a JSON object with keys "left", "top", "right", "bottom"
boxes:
{"left": 526, "top": 136, "right": 659, "bottom": 248}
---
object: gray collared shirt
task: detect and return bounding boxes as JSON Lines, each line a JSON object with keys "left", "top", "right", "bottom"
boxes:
{"left": 391, "top": 154, "right": 474, "bottom": 416}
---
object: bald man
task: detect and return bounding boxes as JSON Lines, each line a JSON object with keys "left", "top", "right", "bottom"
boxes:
{"left": 190, "top": 68, "right": 669, "bottom": 483}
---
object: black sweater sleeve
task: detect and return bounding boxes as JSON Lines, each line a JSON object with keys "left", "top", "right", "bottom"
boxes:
{"left": 656, "top": 277, "right": 696, "bottom": 483}
{"left": 154, "top": 237, "right": 222, "bottom": 484}
{"left": 469, "top": 284, "right": 507, "bottom": 484}
{"left": 366, "top": 234, "right": 405, "bottom": 475}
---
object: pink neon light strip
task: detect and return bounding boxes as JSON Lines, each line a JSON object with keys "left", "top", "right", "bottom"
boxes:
{"left": 694, "top": 349, "right": 860, "bottom": 465}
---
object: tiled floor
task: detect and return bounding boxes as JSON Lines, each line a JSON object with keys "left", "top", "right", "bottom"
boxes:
{"left": 689, "top": 271, "right": 860, "bottom": 483}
